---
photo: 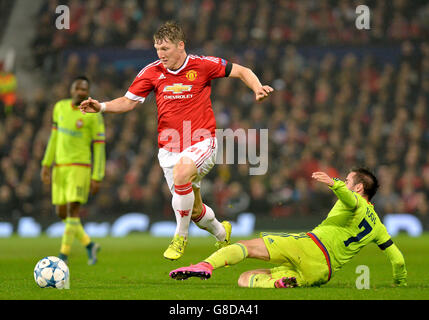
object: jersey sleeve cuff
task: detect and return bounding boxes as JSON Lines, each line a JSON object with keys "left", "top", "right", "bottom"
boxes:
{"left": 378, "top": 238, "right": 393, "bottom": 250}
{"left": 125, "top": 91, "right": 146, "bottom": 103}
{"left": 224, "top": 61, "right": 232, "bottom": 77}
{"left": 329, "top": 178, "right": 343, "bottom": 190}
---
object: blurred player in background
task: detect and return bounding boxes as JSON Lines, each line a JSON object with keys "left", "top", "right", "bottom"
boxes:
{"left": 170, "top": 168, "right": 408, "bottom": 288}
{"left": 0, "top": 61, "right": 17, "bottom": 115}
{"left": 79, "top": 21, "right": 274, "bottom": 260}
{"left": 41, "top": 76, "right": 105, "bottom": 265}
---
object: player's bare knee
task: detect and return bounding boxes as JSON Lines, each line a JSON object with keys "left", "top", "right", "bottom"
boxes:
{"left": 237, "top": 272, "right": 251, "bottom": 287}
{"left": 173, "top": 158, "right": 197, "bottom": 185}
{"left": 173, "top": 166, "right": 192, "bottom": 185}
{"left": 238, "top": 239, "right": 270, "bottom": 261}
{"left": 237, "top": 239, "right": 254, "bottom": 256}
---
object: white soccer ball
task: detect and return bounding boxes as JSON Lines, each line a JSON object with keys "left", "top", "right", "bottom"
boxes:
{"left": 33, "top": 256, "right": 69, "bottom": 289}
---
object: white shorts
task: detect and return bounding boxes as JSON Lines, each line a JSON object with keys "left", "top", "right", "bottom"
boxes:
{"left": 158, "top": 137, "right": 217, "bottom": 194}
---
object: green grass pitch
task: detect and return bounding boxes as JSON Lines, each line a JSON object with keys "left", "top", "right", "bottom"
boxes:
{"left": 1, "top": 233, "right": 428, "bottom": 300}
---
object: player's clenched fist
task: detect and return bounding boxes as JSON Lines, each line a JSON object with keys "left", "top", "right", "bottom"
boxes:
{"left": 255, "top": 85, "right": 274, "bottom": 101}
{"left": 79, "top": 97, "right": 101, "bottom": 114}
{"left": 311, "top": 171, "right": 335, "bottom": 187}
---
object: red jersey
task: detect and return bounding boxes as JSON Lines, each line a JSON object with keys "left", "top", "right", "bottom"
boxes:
{"left": 126, "top": 55, "right": 229, "bottom": 152}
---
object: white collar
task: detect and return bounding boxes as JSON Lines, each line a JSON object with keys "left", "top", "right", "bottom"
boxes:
{"left": 166, "top": 55, "right": 189, "bottom": 74}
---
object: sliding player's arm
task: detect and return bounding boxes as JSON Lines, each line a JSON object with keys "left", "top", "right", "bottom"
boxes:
{"left": 311, "top": 172, "right": 358, "bottom": 209}
{"left": 380, "top": 240, "right": 407, "bottom": 286}
{"left": 375, "top": 223, "right": 407, "bottom": 287}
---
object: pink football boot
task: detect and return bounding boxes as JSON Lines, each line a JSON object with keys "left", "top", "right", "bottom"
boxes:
{"left": 274, "top": 277, "right": 298, "bottom": 288}
{"left": 169, "top": 262, "right": 213, "bottom": 280}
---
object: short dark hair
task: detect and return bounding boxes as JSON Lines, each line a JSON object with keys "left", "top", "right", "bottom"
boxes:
{"left": 72, "top": 76, "right": 90, "bottom": 86}
{"left": 350, "top": 167, "right": 379, "bottom": 200}
{"left": 153, "top": 21, "right": 186, "bottom": 44}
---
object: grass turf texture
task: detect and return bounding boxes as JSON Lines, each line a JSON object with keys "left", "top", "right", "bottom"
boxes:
{"left": 1, "top": 233, "right": 428, "bottom": 300}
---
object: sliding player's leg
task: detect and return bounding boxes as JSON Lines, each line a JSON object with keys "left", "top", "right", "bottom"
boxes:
{"left": 170, "top": 238, "right": 269, "bottom": 280}
{"left": 170, "top": 233, "right": 320, "bottom": 288}
{"left": 238, "top": 266, "right": 300, "bottom": 288}
{"left": 256, "top": 232, "right": 330, "bottom": 287}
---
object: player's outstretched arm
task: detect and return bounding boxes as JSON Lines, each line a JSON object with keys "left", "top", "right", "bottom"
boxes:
{"left": 229, "top": 63, "right": 274, "bottom": 101}
{"left": 312, "top": 172, "right": 358, "bottom": 209}
{"left": 383, "top": 243, "right": 407, "bottom": 287}
{"left": 79, "top": 96, "right": 139, "bottom": 114}
{"left": 311, "top": 171, "right": 335, "bottom": 187}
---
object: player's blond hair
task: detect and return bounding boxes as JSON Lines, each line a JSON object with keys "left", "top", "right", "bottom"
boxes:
{"left": 153, "top": 21, "right": 186, "bottom": 44}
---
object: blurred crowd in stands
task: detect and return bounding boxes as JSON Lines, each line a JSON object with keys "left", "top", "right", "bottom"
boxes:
{"left": 1, "top": 0, "right": 429, "bottom": 224}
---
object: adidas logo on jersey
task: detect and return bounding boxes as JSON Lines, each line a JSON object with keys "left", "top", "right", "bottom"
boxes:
{"left": 158, "top": 73, "right": 166, "bottom": 80}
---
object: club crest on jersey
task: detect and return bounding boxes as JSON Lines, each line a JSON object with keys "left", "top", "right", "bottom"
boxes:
{"left": 163, "top": 83, "right": 192, "bottom": 94}
{"left": 185, "top": 70, "right": 197, "bottom": 81}
{"left": 76, "top": 118, "right": 84, "bottom": 129}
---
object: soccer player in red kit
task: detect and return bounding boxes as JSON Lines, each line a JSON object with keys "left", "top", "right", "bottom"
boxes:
{"left": 79, "top": 21, "right": 274, "bottom": 260}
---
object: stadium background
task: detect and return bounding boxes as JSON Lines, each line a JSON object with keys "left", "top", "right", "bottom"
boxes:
{"left": 0, "top": 0, "right": 429, "bottom": 237}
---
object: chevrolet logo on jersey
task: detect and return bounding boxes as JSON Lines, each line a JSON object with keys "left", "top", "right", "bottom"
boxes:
{"left": 163, "top": 83, "right": 192, "bottom": 94}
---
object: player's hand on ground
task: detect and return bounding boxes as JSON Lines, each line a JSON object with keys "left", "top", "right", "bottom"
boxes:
{"left": 79, "top": 97, "right": 101, "bottom": 114}
{"left": 311, "top": 172, "right": 335, "bottom": 187}
{"left": 40, "top": 165, "right": 51, "bottom": 185}
{"left": 393, "top": 279, "right": 408, "bottom": 287}
{"left": 90, "top": 180, "right": 101, "bottom": 195}
{"left": 255, "top": 85, "right": 274, "bottom": 101}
